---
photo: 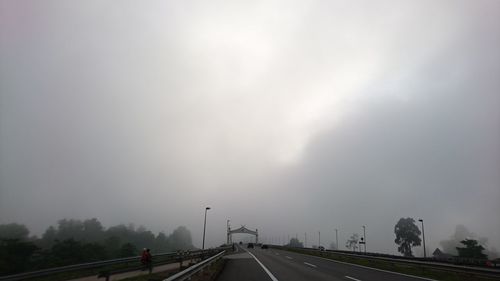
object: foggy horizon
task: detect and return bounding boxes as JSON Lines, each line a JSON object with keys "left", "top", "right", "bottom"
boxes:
{"left": 1, "top": 0, "right": 499, "bottom": 258}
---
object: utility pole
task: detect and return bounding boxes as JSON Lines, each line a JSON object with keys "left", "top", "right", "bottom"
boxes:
{"left": 305, "top": 232, "right": 307, "bottom": 248}
{"left": 362, "top": 225, "right": 366, "bottom": 253}
{"left": 227, "top": 220, "right": 230, "bottom": 244}
{"left": 202, "top": 207, "right": 211, "bottom": 250}
{"left": 335, "top": 228, "right": 338, "bottom": 250}
{"left": 419, "top": 219, "right": 427, "bottom": 258}
{"left": 318, "top": 231, "right": 321, "bottom": 247}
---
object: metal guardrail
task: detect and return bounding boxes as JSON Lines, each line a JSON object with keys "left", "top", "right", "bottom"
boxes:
{"left": 163, "top": 250, "right": 226, "bottom": 281}
{"left": 0, "top": 246, "right": 231, "bottom": 281}
{"left": 273, "top": 245, "right": 500, "bottom": 277}
{"left": 317, "top": 247, "right": 498, "bottom": 268}
{"left": 319, "top": 249, "right": 500, "bottom": 273}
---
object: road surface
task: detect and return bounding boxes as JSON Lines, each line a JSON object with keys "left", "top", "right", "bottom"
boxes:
{"left": 217, "top": 245, "right": 435, "bottom": 281}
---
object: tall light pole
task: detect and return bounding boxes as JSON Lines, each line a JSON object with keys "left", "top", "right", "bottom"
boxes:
{"left": 419, "top": 219, "right": 426, "bottom": 258}
{"left": 202, "top": 207, "right": 211, "bottom": 250}
{"left": 362, "top": 225, "right": 366, "bottom": 253}
{"left": 305, "top": 232, "right": 307, "bottom": 248}
{"left": 335, "top": 229, "right": 338, "bottom": 250}
{"left": 227, "top": 219, "right": 230, "bottom": 244}
{"left": 318, "top": 231, "right": 321, "bottom": 247}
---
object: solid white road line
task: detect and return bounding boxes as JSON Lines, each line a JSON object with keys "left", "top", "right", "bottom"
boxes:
{"left": 245, "top": 249, "right": 279, "bottom": 281}
{"left": 304, "top": 262, "right": 317, "bottom": 268}
{"left": 285, "top": 256, "right": 293, "bottom": 259}
{"left": 345, "top": 276, "right": 362, "bottom": 281}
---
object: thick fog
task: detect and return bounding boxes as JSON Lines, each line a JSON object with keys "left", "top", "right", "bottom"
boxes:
{"left": 1, "top": 0, "right": 499, "bottom": 256}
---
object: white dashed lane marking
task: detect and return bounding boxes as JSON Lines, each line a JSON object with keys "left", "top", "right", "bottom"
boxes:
{"left": 304, "top": 262, "right": 317, "bottom": 268}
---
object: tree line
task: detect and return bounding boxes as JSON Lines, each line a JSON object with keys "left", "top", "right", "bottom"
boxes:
{"left": 0, "top": 218, "right": 195, "bottom": 275}
{"left": 280, "top": 217, "right": 491, "bottom": 260}
{"left": 341, "top": 217, "right": 489, "bottom": 259}
{"left": 394, "top": 217, "right": 488, "bottom": 259}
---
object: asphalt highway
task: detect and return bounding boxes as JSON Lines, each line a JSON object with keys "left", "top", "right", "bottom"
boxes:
{"left": 217, "top": 245, "right": 435, "bottom": 281}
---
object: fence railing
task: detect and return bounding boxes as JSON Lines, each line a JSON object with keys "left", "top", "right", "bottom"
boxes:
{"left": 163, "top": 250, "right": 226, "bottom": 281}
{"left": 272, "top": 244, "right": 499, "bottom": 267}
{"left": 0, "top": 246, "right": 231, "bottom": 281}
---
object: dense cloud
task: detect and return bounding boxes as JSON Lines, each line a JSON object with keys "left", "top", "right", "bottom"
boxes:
{"left": 1, "top": 0, "right": 499, "bottom": 255}
{"left": 262, "top": 80, "right": 499, "bottom": 254}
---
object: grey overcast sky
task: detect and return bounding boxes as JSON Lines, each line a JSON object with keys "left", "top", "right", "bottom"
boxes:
{"left": 1, "top": 0, "right": 499, "bottom": 255}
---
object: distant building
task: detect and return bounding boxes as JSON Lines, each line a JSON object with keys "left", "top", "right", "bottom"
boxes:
{"left": 432, "top": 248, "right": 453, "bottom": 260}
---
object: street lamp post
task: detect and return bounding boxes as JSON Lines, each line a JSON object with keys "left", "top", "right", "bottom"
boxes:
{"left": 227, "top": 219, "right": 230, "bottom": 244}
{"left": 419, "top": 219, "right": 426, "bottom": 258}
{"left": 362, "top": 225, "right": 366, "bottom": 253}
{"left": 305, "top": 232, "right": 307, "bottom": 248}
{"left": 318, "top": 231, "right": 321, "bottom": 248}
{"left": 335, "top": 229, "right": 338, "bottom": 250}
{"left": 202, "top": 207, "right": 211, "bottom": 250}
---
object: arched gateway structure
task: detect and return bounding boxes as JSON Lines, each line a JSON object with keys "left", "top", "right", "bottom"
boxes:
{"left": 227, "top": 225, "right": 258, "bottom": 244}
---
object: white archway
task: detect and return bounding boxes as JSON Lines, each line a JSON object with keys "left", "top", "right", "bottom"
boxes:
{"left": 227, "top": 225, "right": 258, "bottom": 244}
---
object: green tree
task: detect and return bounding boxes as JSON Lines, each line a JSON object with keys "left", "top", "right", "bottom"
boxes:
{"left": 394, "top": 217, "right": 421, "bottom": 257}
{"left": 42, "top": 239, "right": 108, "bottom": 267}
{"left": 168, "top": 226, "right": 194, "bottom": 250}
{"left": 82, "top": 218, "right": 104, "bottom": 242}
{"left": 118, "top": 243, "right": 137, "bottom": 257}
{"left": 103, "top": 236, "right": 121, "bottom": 257}
{"left": 57, "top": 219, "right": 84, "bottom": 241}
{"left": 105, "top": 224, "right": 135, "bottom": 247}
{"left": 0, "top": 239, "right": 39, "bottom": 274}
{"left": 456, "top": 239, "right": 487, "bottom": 259}
{"left": 287, "top": 238, "right": 303, "bottom": 248}
{"left": 48, "top": 239, "right": 85, "bottom": 266}
{"left": 154, "top": 232, "right": 170, "bottom": 252}
{"left": 0, "top": 223, "right": 30, "bottom": 241}
{"left": 346, "top": 233, "right": 359, "bottom": 251}
{"left": 40, "top": 226, "right": 57, "bottom": 249}
{"left": 0, "top": 219, "right": 200, "bottom": 274}
{"left": 134, "top": 229, "right": 155, "bottom": 250}
{"left": 81, "top": 242, "right": 107, "bottom": 261}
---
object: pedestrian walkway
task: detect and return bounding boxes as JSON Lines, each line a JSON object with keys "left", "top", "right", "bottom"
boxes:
{"left": 216, "top": 247, "right": 270, "bottom": 281}
{"left": 68, "top": 259, "right": 193, "bottom": 281}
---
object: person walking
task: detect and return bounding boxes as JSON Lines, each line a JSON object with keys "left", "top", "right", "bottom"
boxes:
{"left": 141, "top": 248, "right": 153, "bottom": 273}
